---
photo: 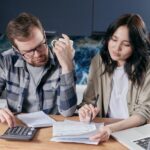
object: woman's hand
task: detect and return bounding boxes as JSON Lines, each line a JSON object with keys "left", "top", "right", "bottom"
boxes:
{"left": 89, "top": 126, "right": 112, "bottom": 143}
{"left": 78, "top": 104, "right": 99, "bottom": 122}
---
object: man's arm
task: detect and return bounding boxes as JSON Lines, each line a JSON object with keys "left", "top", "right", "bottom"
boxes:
{"left": 58, "top": 71, "right": 77, "bottom": 117}
{"left": 52, "top": 34, "right": 77, "bottom": 116}
{"left": 0, "top": 55, "right": 6, "bottom": 96}
{"left": 0, "top": 55, "right": 16, "bottom": 127}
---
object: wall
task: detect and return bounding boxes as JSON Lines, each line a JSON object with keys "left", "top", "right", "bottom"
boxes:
{"left": 93, "top": 0, "right": 150, "bottom": 32}
{"left": 0, "top": 0, "right": 93, "bottom": 36}
{"left": 1, "top": 1, "right": 150, "bottom": 35}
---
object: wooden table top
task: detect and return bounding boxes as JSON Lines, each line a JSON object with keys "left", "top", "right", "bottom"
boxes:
{"left": 0, "top": 115, "right": 128, "bottom": 150}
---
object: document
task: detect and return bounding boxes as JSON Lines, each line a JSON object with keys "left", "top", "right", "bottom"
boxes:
{"left": 17, "top": 111, "right": 56, "bottom": 128}
{"left": 51, "top": 120, "right": 104, "bottom": 145}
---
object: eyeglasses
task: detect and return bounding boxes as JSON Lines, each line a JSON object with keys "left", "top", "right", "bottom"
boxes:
{"left": 13, "top": 39, "right": 48, "bottom": 59}
{"left": 22, "top": 40, "right": 47, "bottom": 58}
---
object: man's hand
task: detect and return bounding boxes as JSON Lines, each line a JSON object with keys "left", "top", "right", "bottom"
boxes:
{"left": 89, "top": 126, "right": 112, "bottom": 143}
{"left": 78, "top": 104, "right": 100, "bottom": 122}
{"left": 0, "top": 108, "right": 16, "bottom": 127}
{"left": 52, "top": 34, "right": 74, "bottom": 74}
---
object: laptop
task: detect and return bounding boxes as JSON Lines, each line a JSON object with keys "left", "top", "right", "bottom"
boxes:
{"left": 111, "top": 124, "right": 150, "bottom": 150}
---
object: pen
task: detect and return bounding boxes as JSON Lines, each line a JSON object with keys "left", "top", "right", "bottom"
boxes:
{"left": 89, "top": 94, "right": 99, "bottom": 123}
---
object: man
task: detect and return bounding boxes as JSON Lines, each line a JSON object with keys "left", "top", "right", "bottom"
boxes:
{"left": 0, "top": 12, "right": 77, "bottom": 127}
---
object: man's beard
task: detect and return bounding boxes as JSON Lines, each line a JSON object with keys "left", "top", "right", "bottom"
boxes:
{"left": 26, "top": 55, "right": 48, "bottom": 67}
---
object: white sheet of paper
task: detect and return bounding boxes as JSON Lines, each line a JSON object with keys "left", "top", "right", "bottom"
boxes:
{"left": 51, "top": 120, "right": 104, "bottom": 145}
{"left": 17, "top": 111, "right": 56, "bottom": 127}
{"left": 51, "top": 137, "right": 99, "bottom": 145}
{"left": 53, "top": 121, "right": 96, "bottom": 136}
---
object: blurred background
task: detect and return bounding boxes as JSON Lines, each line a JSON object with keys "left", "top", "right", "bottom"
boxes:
{"left": 0, "top": 0, "right": 150, "bottom": 102}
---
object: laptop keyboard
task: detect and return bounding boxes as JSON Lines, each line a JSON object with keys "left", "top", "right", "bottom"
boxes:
{"left": 133, "top": 137, "right": 150, "bottom": 150}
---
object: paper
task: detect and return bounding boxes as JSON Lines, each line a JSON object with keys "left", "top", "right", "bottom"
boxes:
{"left": 51, "top": 137, "right": 99, "bottom": 145}
{"left": 17, "top": 111, "right": 56, "bottom": 128}
{"left": 51, "top": 120, "right": 104, "bottom": 145}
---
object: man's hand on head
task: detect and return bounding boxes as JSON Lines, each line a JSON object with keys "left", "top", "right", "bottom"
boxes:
{"left": 52, "top": 34, "right": 74, "bottom": 74}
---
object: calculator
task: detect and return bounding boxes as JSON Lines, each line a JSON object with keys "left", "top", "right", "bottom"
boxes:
{"left": 0, "top": 126, "right": 37, "bottom": 140}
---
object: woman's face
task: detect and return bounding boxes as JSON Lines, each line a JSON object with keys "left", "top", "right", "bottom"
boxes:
{"left": 108, "top": 25, "right": 133, "bottom": 66}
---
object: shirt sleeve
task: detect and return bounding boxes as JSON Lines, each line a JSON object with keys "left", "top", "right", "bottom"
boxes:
{"left": 58, "top": 71, "right": 77, "bottom": 117}
{"left": 132, "top": 64, "right": 150, "bottom": 121}
{"left": 0, "top": 55, "right": 6, "bottom": 96}
{"left": 78, "top": 55, "right": 98, "bottom": 109}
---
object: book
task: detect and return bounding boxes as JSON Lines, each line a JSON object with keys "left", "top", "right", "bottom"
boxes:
{"left": 17, "top": 111, "right": 56, "bottom": 128}
{"left": 51, "top": 120, "right": 103, "bottom": 145}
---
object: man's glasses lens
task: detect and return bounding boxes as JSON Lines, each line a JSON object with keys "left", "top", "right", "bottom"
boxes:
{"left": 22, "top": 41, "right": 47, "bottom": 58}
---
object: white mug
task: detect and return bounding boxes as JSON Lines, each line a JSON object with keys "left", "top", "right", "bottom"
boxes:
{"left": 51, "top": 38, "right": 74, "bottom": 58}
{"left": 51, "top": 39, "right": 73, "bottom": 48}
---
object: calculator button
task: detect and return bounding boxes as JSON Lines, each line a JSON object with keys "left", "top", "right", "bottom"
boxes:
{"left": 16, "top": 127, "right": 22, "bottom": 134}
{"left": 30, "top": 127, "right": 35, "bottom": 131}
{"left": 5, "top": 128, "right": 12, "bottom": 134}
{"left": 27, "top": 132, "right": 32, "bottom": 136}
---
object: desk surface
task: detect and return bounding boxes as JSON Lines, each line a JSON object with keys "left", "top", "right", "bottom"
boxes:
{"left": 0, "top": 115, "right": 127, "bottom": 150}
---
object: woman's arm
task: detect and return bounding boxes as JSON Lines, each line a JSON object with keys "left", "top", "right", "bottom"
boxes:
{"left": 90, "top": 114, "right": 146, "bottom": 143}
{"left": 107, "top": 114, "right": 146, "bottom": 133}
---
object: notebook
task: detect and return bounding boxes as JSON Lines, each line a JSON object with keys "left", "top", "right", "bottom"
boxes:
{"left": 51, "top": 120, "right": 103, "bottom": 145}
{"left": 111, "top": 124, "right": 150, "bottom": 150}
{"left": 17, "top": 111, "right": 56, "bottom": 128}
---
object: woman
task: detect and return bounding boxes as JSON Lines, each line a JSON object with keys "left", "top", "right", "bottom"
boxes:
{"left": 78, "top": 13, "right": 150, "bottom": 143}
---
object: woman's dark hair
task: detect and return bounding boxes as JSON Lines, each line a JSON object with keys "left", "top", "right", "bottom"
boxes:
{"left": 101, "top": 13, "right": 150, "bottom": 86}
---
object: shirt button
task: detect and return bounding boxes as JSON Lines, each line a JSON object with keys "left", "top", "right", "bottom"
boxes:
{"left": 17, "top": 106, "right": 21, "bottom": 110}
{"left": 18, "top": 105, "right": 21, "bottom": 108}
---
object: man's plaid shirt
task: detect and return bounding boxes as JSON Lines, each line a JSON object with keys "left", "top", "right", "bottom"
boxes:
{"left": 0, "top": 48, "right": 77, "bottom": 116}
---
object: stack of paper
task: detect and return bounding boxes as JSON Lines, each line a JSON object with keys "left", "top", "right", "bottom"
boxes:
{"left": 17, "top": 111, "right": 56, "bottom": 128}
{"left": 51, "top": 120, "right": 103, "bottom": 145}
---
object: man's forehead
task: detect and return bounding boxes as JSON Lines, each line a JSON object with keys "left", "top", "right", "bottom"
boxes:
{"left": 14, "top": 28, "right": 44, "bottom": 51}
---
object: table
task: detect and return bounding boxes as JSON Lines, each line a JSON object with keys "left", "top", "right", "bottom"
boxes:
{"left": 0, "top": 115, "right": 128, "bottom": 150}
